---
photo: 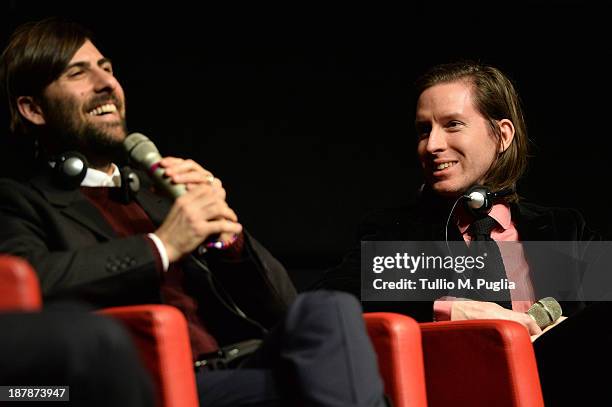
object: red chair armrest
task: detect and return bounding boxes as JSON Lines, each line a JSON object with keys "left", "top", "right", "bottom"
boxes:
{"left": 100, "top": 305, "right": 199, "bottom": 407}
{"left": 420, "top": 319, "right": 544, "bottom": 407}
{"left": 365, "top": 312, "right": 428, "bottom": 407}
{"left": 0, "top": 255, "right": 42, "bottom": 311}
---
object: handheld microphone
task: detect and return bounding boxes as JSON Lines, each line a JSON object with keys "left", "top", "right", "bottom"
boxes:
{"left": 123, "top": 133, "right": 187, "bottom": 198}
{"left": 123, "top": 132, "right": 227, "bottom": 249}
{"left": 527, "top": 297, "right": 562, "bottom": 330}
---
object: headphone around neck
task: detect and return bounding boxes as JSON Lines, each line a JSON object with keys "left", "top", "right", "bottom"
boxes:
{"left": 49, "top": 151, "right": 140, "bottom": 203}
{"left": 462, "top": 185, "right": 513, "bottom": 218}
{"left": 50, "top": 151, "right": 89, "bottom": 190}
{"left": 438, "top": 184, "right": 514, "bottom": 249}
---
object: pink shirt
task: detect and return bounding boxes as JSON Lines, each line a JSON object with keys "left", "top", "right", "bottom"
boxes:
{"left": 433, "top": 204, "right": 536, "bottom": 321}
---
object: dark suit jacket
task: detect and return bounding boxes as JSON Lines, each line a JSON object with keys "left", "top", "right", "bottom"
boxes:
{"left": 0, "top": 170, "right": 297, "bottom": 345}
{"left": 313, "top": 196, "right": 602, "bottom": 322}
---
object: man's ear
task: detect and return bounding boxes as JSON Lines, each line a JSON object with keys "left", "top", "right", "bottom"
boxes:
{"left": 498, "top": 119, "right": 515, "bottom": 153}
{"left": 16, "top": 96, "right": 46, "bottom": 126}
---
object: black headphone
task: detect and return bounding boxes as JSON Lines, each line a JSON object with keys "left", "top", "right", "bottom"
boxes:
{"left": 462, "top": 185, "right": 513, "bottom": 218}
{"left": 50, "top": 151, "right": 140, "bottom": 202}
{"left": 119, "top": 165, "right": 141, "bottom": 203}
{"left": 50, "top": 151, "right": 89, "bottom": 190}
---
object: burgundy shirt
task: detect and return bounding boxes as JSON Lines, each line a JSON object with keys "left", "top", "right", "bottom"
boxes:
{"left": 80, "top": 187, "right": 220, "bottom": 359}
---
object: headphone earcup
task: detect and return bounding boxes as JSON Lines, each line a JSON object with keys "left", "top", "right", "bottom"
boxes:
{"left": 52, "top": 151, "right": 88, "bottom": 190}
{"left": 463, "top": 185, "right": 493, "bottom": 217}
{"left": 119, "top": 166, "right": 140, "bottom": 203}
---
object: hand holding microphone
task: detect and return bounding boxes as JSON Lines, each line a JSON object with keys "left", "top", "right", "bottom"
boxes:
{"left": 526, "top": 297, "right": 562, "bottom": 330}
{"left": 451, "top": 297, "right": 563, "bottom": 336}
{"left": 527, "top": 297, "right": 566, "bottom": 341}
{"left": 124, "top": 133, "right": 242, "bottom": 262}
{"left": 124, "top": 133, "right": 195, "bottom": 197}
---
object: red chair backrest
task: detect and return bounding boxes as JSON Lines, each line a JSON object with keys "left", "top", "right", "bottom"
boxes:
{"left": 0, "top": 255, "right": 42, "bottom": 311}
{"left": 421, "top": 320, "right": 545, "bottom": 407}
{"left": 365, "top": 312, "right": 428, "bottom": 407}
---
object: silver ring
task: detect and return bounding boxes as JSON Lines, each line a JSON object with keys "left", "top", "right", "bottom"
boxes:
{"left": 205, "top": 174, "right": 215, "bottom": 185}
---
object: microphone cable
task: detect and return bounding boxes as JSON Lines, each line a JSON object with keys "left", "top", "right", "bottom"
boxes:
{"left": 190, "top": 254, "right": 269, "bottom": 335}
{"left": 445, "top": 195, "right": 466, "bottom": 255}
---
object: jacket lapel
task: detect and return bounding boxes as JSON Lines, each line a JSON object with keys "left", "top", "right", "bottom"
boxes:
{"left": 511, "top": 203, "right": 555, "bottom": 241}
{"left": 134, "top": 186, "right": 172, "bottom": 227}
{"left": 512, "top": 203, "right": 583, "bottom": 302}
{"left": 30, "top": 170, "right": 172, "bottom": 238}
{"left": 30, "top": 174, "right": 117, "bottom": 240}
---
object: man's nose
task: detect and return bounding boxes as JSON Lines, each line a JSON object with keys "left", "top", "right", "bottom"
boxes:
{"left": 425, "top": 126, "right": 447, "bottom": 153}
{"left": 92, "top": 68, "right": 119, "bottom": 93}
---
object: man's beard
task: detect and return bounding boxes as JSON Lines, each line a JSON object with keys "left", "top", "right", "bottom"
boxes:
{"left": 40, "top": 94, "right": 128, "bottom": 168}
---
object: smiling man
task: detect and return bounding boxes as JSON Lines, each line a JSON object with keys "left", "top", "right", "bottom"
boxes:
{"left": 17, "top": 38, "right": 126, "bottom": 171}
{"left": 316, "top": 62, "right": 542, "bottom": 327}
{"left": 0, "top": 18, "right": 389, "bottom": 407}
{"left": 415, "top": 80, "right": 516, "bottom": 199}
{"left": 314, "top": 61, "right": 612, "bottom": 405}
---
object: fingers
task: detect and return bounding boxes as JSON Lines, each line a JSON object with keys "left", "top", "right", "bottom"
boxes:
{"left": 174, "top": 172, "right": 214, "bottom": 185}
{"left": 496, "top": 306, "right": 542, "bottom": 336}
{"left": 186, "top": 177, "right": 222, "bottom": 190}
{"left": 160, "top": 157, "right": 202, "bottom": 173}
{"left": 179, "top": 184, "right": 227, "bottom": 208}
{"left": 520, "top": 314, "right": 543, "bottom": 336}
{"left": 218, "top": 231, "right": 238, "bottom": 243}
{"left": 199, "top": 219, "right": 243, "bottom": 236}
{"left": 201, "top": 202, "right": 238, "bottom": 223}
{"left": 174, "top": 185, "right": 237, "bottom": 222}
{"left": 160, "top": 157, "right": 218, "bottom": 186}
{"left": 186, "top": 213, "right": 242, "bottom": 241}
{"left": 158, "top": 156, "right": 183, "bottom": 167}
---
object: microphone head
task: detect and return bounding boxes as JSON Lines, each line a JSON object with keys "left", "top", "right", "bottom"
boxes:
{"left": 123, "top": 132, "right": 162, "bottom": 169}
{"left": 527, "top": 297, "right": 562, "bottom": 329}
{"left": 123, "top": 132, "right": 186, "bottom": 199}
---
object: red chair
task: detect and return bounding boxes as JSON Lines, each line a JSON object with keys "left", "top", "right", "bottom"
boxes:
{"left": 0, "top": 255, "right": 41, "bottom": 311}
{"left": 365, "top": 313, "right": 428, "bottom": 407}
{"left": 0, "top": 255, "right": 198, "bottom": 407}
{"left": 1, "top": 255, "right": 429, "bottom": 407}
{"left": 420, "top": 320, "right": 545, "bottom": 407}
{"left": 98, "top": 305, "right": 199, "bottom": 407}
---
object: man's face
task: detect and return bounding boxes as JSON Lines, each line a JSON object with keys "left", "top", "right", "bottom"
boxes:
{"left": 40, "top": 39, "right": 127, "bottom": 161}
{"left": 416, "top": 81, "right": 499, "bottom": 198}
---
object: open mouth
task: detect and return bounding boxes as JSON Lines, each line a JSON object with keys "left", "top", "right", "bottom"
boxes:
{"left": 433, "top": 161, "right": 458, "bottom": 171}
{"left": 87, "top": 103, "right": 118, "bottom": 116}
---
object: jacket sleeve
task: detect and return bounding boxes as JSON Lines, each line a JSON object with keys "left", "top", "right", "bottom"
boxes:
{"left": 202, "top": 232, "right": 298, "bottom": 328}
{"left": 311, "top": 241, "right": 436, "bottom": 321}
{"left": 0, "top": 184, "right": 161, "bottom": 307}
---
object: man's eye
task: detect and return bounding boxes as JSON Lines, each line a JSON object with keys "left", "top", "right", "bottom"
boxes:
{"left": 416, "top": 125, "right": 431, "bottom": 138}
{"left": 447, "top": 120, "right": 463, "bottom": 128}
{"left": 103, "top": 65, "right": 113, "bottom": 74}
{"left": 68, "top": 70, "right": 84, "bottom": 78}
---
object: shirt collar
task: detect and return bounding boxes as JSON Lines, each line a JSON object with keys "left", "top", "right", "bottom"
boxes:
{"left": 457, "top": 203, "right": 512, "bottom": 235}
{"left": 81, "top": 164, "right": 121, "bottom": 187}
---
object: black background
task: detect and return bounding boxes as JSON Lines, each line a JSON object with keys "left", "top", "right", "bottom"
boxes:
{"left": 1, "top": 1, "right": 609, "bottom": 287}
